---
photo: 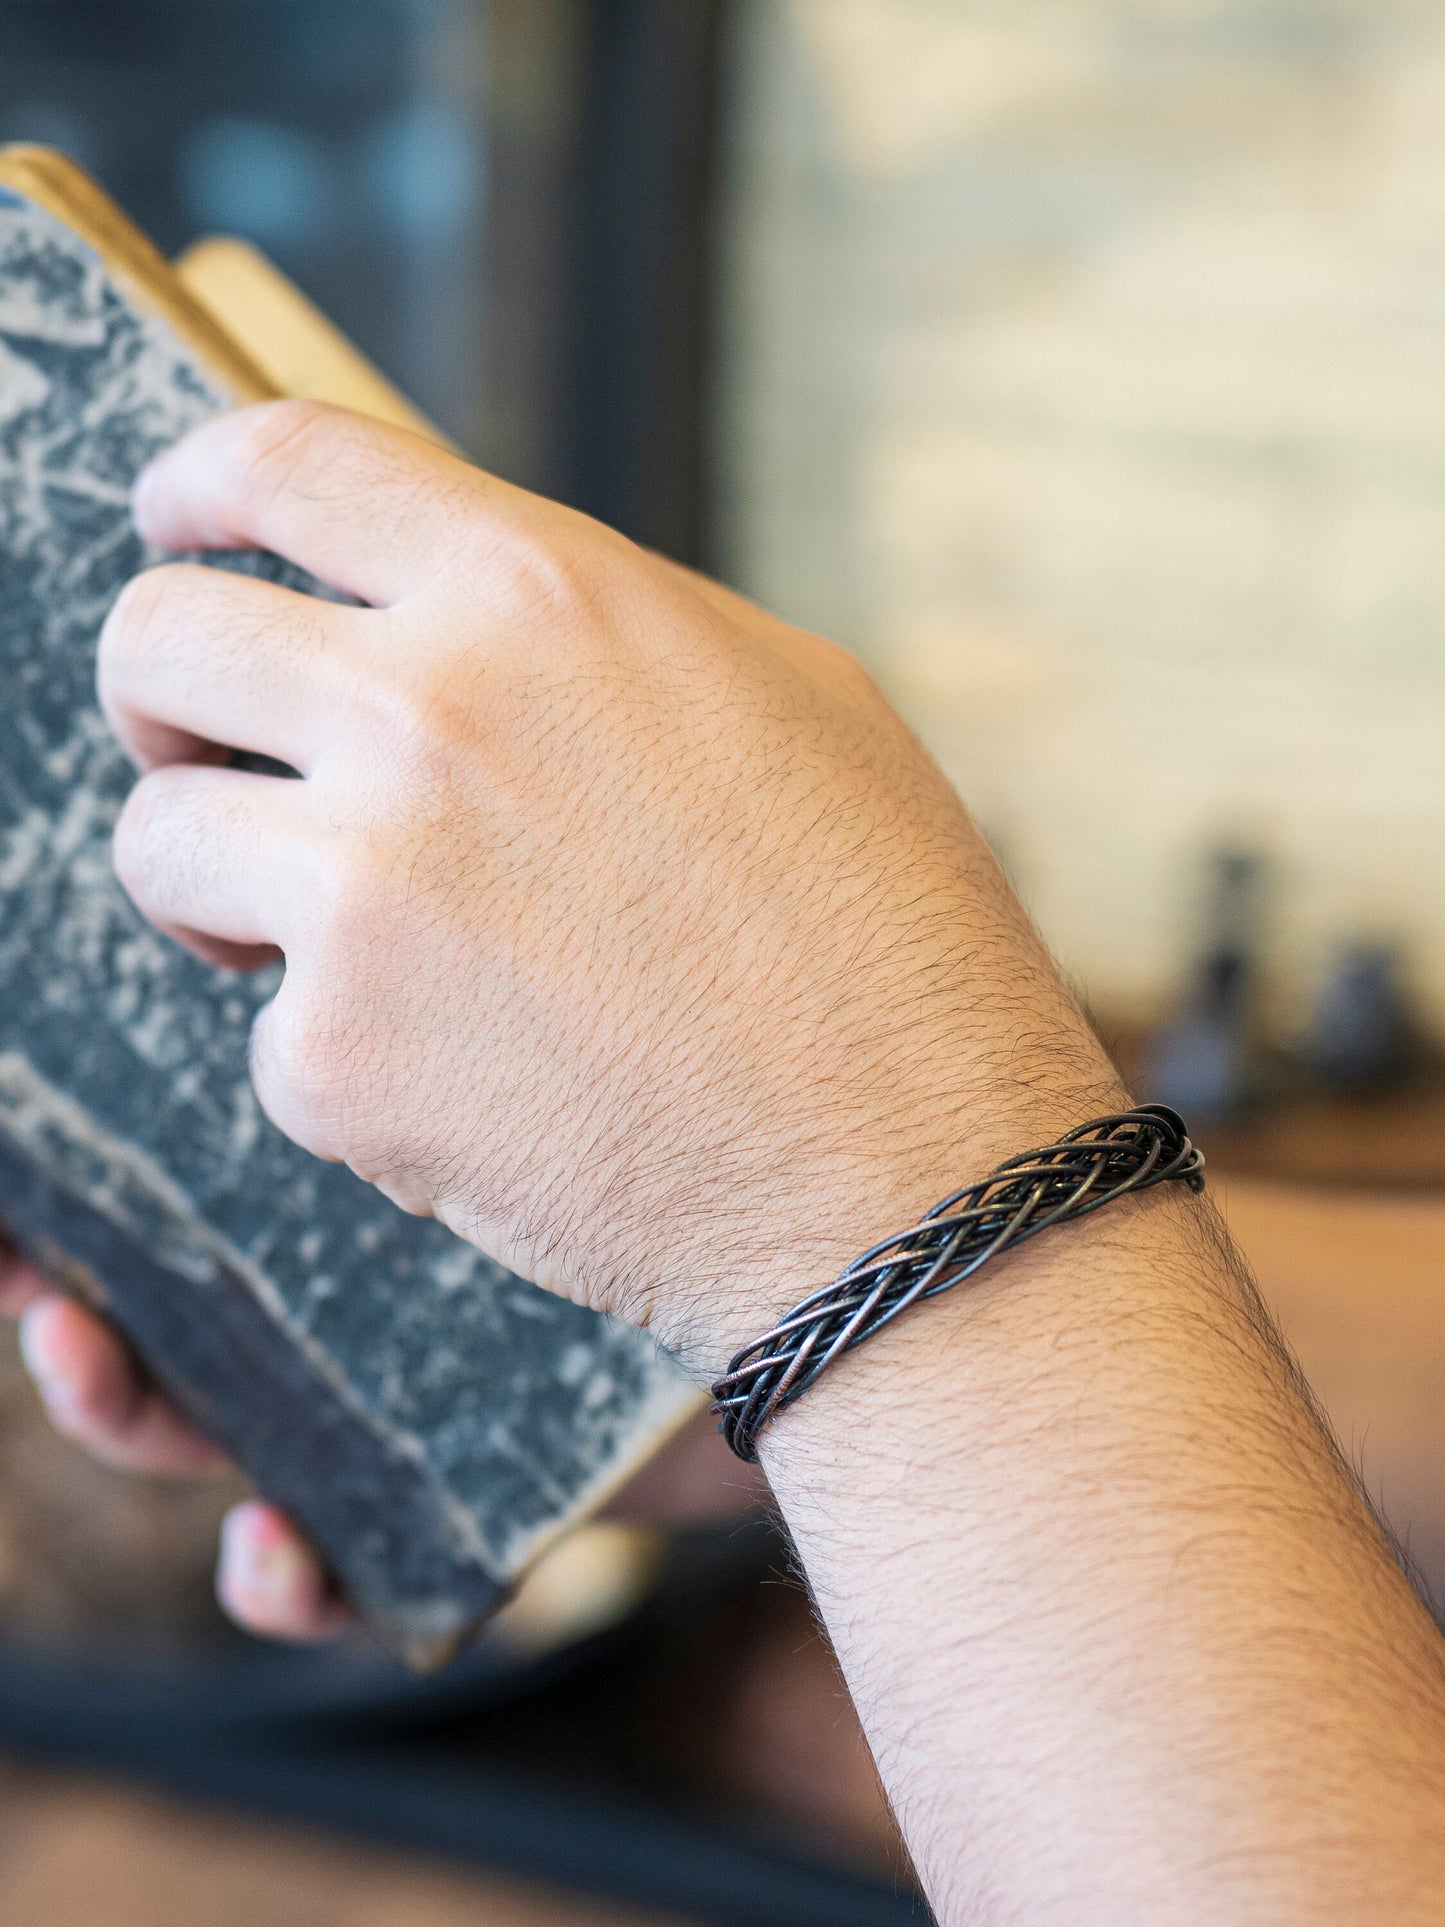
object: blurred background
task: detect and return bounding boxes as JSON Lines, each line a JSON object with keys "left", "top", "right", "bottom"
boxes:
{"left": 4, "top": 2, "right": 1445, "bottom": 1923}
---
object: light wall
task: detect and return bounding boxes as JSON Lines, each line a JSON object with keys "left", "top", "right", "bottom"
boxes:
{"left": 719, "top": 0, "right": 1445, "bottom": 1029}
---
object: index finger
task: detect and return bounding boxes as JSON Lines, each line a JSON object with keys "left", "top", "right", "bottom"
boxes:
{"left": 132, "top": 401, "right": 496, "bottom": 608}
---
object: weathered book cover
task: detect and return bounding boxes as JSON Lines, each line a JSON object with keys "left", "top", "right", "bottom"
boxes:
{"left": 0, "top": 147, "right": 697, "bottom": 1664}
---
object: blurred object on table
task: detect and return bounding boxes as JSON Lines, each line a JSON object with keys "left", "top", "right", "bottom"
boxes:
{"left": 1139, "top": 850, "right": 1272, "bottom": 1122}
{"left": 1110, "top": 854, "right": 1445, "bottom": 1185}
{"left": 1109, "top": 1014, "right": 1445, "bottom": 1190}
{"left": 1303, "top": 940, "right": 1432, "bottom": 1096}
{"left": 1189, "top": 1088, "right": 1445, "bottom": 1192}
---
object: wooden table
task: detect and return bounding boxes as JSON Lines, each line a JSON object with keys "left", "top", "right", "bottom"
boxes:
{"left": 0, "top": 1762, "right": 683, "bottom": 1927}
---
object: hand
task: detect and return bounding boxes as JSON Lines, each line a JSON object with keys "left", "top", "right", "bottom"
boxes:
{"left": 0, "top": 1229, "right": 352, "bottom": 1638}
{"left": 103, "top": 402, "right": 1117, "bottom": 1371}
{"left": 0, "top": 1229, "right": 764, "bottom": 1641}
{"left": 57, "top": 404, "right": 1445, "bottom": 1926}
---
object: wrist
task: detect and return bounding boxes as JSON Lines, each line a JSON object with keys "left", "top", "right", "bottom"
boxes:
{"left": 713, "top": 1101, "right": 1201, "bottom": 1462}
{"left": 757, "top": 1177, "right": 1200, "bottom": 1486}
{"left": 679, "top": 1017, "right": 1129, "bottom": 1377}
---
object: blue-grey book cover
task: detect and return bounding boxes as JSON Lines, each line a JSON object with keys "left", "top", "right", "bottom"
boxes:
{"left": 0, "top": 148, "right": 695, "bottom": 1662}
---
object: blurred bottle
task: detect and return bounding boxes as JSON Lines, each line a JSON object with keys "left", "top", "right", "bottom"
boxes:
{"left": 1141, "top": 851, "right": 1269, "bottom": 1122}
{"left": 1303, "top": 941, "right": 1423, "bottom": 1094}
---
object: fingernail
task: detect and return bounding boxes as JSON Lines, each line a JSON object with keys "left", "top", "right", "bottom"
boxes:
{"left": 221, "top": 1509, "right": 303, "bottom": 1604}
{"left": 18, "top": 1306, "right": 75, "bottom": 1415}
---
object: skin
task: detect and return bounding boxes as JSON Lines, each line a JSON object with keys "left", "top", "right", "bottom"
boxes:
{"left": 6, "top": 399, "right": 1445, "bottom": 1921}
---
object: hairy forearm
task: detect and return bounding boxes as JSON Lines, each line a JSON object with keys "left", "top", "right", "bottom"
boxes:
{"left": 764, "top": 1181, "right": 1445, "bottom": 1924}
{"left": 86, "top": 402, "right": 1445, "bottom": 1915}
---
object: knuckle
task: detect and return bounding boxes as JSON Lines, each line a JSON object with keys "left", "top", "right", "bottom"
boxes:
{"left": 101, "top": 565, "right": 177, "bottom": 677}
{"left": 250, "top": 996, "right": 305, "bottom": 1098}
{"left": 114, "top": 767, "right": 166, "bottom": 854}
{"left": 112, "top": 775, "right": 168, "bottom": 897}
{"left": 99, "top": 565, "right": 227, "bottom": 729}
{"left": 319, "top": 837, "right": 401, "bottom": 966}
{"left": 250, "top": 994, "right": 325, "bottom": 1129}
{"left": 233, "top": 398, "right": 337, "bottom": 511}
{"left": 114, "top": 769, "right": 227, "bottom": 902}
{"left": 250, "top": 989, "right": 360, "bottom": 1162}
{"left": 376, "top": 662, "right": 476, "bottom": 769}
{"left": 492, "top": 518, "right": 619, "bottom": 632}
{"left": 249, "top": 1007, "right": 306, "bottom": 1145}
{"left": 338, "top": 649, "right": 477, "bottom": 796}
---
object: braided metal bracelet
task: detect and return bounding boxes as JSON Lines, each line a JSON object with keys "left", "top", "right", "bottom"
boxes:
{"left": 711, "top": 1104, "right": 1205, "bottom": 1462}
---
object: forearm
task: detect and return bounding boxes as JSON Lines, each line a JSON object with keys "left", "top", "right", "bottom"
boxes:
{"left": 93, "top": 403, "right": 1445, "bottom": 1919}
{"left": 764, "top": 1178, "right": 1445, "bottom": 1924}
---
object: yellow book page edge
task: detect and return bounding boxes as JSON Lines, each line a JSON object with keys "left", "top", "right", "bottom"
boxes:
{"left": 0, "top": 144, "right": 278, "bottom": 407}
{"left": 0, "top": 146, "right": 451, "bottom": 452}
{"left": 174, "top": 236, "right": 453, "bottom": 451}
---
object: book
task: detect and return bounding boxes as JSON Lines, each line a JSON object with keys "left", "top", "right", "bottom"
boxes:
{"left": 0, "top": 146, "right": 699, "bottom": 1667}
{"left": 173, "top": 233, "right": 450, "bottom": 447}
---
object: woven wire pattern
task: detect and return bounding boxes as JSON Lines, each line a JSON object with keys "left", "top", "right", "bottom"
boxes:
{"left": 712, "top": 1105, "right": 1205, "bottom": 1462}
